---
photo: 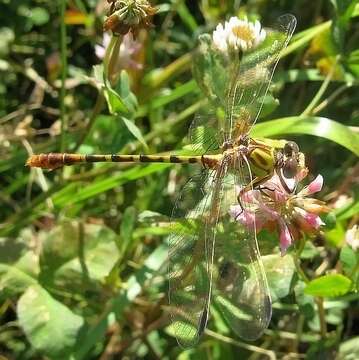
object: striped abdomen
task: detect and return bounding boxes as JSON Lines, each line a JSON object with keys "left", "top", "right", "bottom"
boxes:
{"left": 26, "top": 153, "right": 221, "bottom": 170}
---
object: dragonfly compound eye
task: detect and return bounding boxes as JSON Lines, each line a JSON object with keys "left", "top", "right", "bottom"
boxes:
{"left": 283, "top": 158, "right": 298, "bottom": 178}
{"left": 284, "top": 141, "right": 299, "bottom": 157}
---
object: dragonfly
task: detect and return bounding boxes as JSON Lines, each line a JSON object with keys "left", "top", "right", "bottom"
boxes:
{"left": 27, "top": 14, "right": 301, "bottom": 347}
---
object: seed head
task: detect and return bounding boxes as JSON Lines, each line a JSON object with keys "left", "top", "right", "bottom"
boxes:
{"left": 104, "top": 0, "right": 157, "bottom": 36}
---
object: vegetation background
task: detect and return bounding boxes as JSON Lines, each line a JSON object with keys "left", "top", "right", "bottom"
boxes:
{"left": 0, "top": 0, "right": 359, "bottom": 358}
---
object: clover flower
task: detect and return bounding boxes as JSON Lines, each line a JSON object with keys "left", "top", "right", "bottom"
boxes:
{"left": 212, "top": 16, "right": 266, "bottom": 53}
{"left": 230, "top": 170, "right": 330, "bottom": 255}
{"left": 346, "top": 225, "right": 359, "bottom": 251}
{"left": 104, "top": 0, "right": 157, "bottom": 36}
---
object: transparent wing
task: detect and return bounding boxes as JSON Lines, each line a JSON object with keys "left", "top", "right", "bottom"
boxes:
{"left": 188, "top": 108, "right": 222, "bottom": 155}
{"left": 225, "top": 14, "right": 297, "bottom": 140}
{"left": 192, "top": 15, "right": 296, "bottom": 143}
{"left": 168, "top": 166, "right": 227, "bottom": 347}
{"left": 212, "top": 157, "right": 272, "bottom": 340}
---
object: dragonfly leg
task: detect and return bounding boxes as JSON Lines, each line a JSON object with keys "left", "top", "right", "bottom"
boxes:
{"left": 234, "top": 174, "right": 272, "bottom": 219}
{"left": 198, "top": 307, "right": 209, "bottom": 336}
{"left": 258, "top": 186, "right": 276, "bottom": 197}
{"left": 237, "top": 173, "right": 273, "bottom": 202}
{"left": 201, "top": 155, "right": 208, "bottom": 169}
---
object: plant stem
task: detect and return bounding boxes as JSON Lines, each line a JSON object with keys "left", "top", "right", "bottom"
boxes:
{"left": 145, "top": 53, "right": 193, "bottom": 89}
{"left": 301, "top": 58, "right": 337, "bottom": 116}
{"left": 315, "top": 297, "right": 328, "bottom": 339}
{"left": 60, "top": 0, "right": 68, "bottom": 152}
{"left": 312, "top": 83, "right": 352, "bottom": 115}
{"left": 294, "top": 242, "right": 327, "bottom": 339}
{"left": 293, "top": 253, "right": 309, "bottom": 283}
{"left": 72, "top": 92, "right": 105, "bottom": 152}
{"left": 206, "top": 330, "right": 276, "bottom": 360}
{"left": 72, "top": 35, "right": 123, "bottom": 151}
{"left": 107, "top": 35, "right": 123, "bottom": 86}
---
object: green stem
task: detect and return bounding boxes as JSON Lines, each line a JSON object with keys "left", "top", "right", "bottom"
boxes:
{"left": 349, "top": 257, "right": 359, "bottom": 279}
{"left": 293, "top": 253, "right": 309, "bottom": 283}
{"left": 103, "top": 35, "right": 118, "bottom": 80}
{"left": 315, "top": 297, "right": 328, "bottom": 339}
{"left": 72, "top": 92, "right": 105, "bottom": 152}
{"left": 143, "top": 52, "right": 192, "bottom": 90}
{"left": 294, "top": 240, "right": 327, "bottom": 339}
{"left": 72, "top": 35, "right": 123, "bottom": 151}
{"left": 225, "top": 56, "right": 241, "bottom": 136}
{"left": 60, "top": 0, "right": 68, "bottom": 152}
{"left": 107, "top": 35, "right": 123, "bottom": 86}
{"left": 281, "top": 21, "right": 331, "bottom": 59}
{"left": 301, "top": 58, "right": 338, "bottom": 116}
{"left": 313, "top": 84, "right": 352, "bottom": 115}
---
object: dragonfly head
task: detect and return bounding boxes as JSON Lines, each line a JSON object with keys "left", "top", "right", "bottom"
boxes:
{"left": 281, "top": 141, "right": 305, "bottom": 179}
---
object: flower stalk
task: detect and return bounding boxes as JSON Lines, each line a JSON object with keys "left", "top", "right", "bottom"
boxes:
{"left": 60, "top": 0, "right": 68, "bottom": 153}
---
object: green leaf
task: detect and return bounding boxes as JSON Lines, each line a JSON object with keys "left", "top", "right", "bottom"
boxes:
{"left": 17, "top": 285, "right": 84, "bottom": 358}
{"left": 95, "top": 68, "right": 136, "bottom": 117}
{"left": 122, "top": 117, "right": 148, "bottom": 150}
{"left": 149, "top": 80, "right": 199, "bottom": 110}
{"left": 304, "top": 274, "right": 352, "bottom": 297}
{"left": 336, "top": 198, "right": 359, "bottom": 220}
{"left": 325, "top": 221, "right": 345, "bottom": 247}
{"left": 193, "top": 34, "right": 229, "bottom": 107}
{"left": 338, "top": 336, "right": 359, "bottom": 360}
{"left": 56, "top": 223, "right": 120, "bottom": 282}
{"left": 300, "top": 241, "right": 321, "bottom": 260}
{"left": 0, "top": 27, "right": 15, "bottom": 56}
{"left": 104, "top": 87, "right": 129, "bottom": 115}
{"left": 117, "top": 70, "right": 138, "bottom": 114}
{"left": 0, "top": 258, "right": 38, "bottom": 297}
{"left": 348, "top": 49, "right": 359, "bottom": 76}
{"left": 118, "top": 206, "right": 137, "bottom": 257}
{"left": 0, "top": 236, "right": 39, "bottom": 297}
{"left": 30, "top": 7, "right": 50, "bottom": 26}
{"left": 295, "top": 281, "right": 316, "bottom": 319}
{"left": 258, "top": 94, "right": 279, "bottom": 119}
{"left": 330, "top": 0, "right": 357, "bottom": 51}
{"left": 177, "top": 2, "right": 198, "bottom": 31}
{"left": 39, "top": 220, "right": 80, "bottom": 280}
{"left": 74, "top": 244, "right": 167, "bottom": 359}
{"left": 92, "top": 64, "right": 104, "bottom": 87}
{"left": 263, "top": 254, "right": 296, "bottom": 302}
{"left": 165, "top": 321, "right": 197, "bottom": 344}
{"left": 252, "top": 116, "right": 359, "bottom": 156}
{"left": 340, "top": 246, "right": 357, "bottom": 274}
{"left": 53, "top": 163, "right": 172, "bottom": 207}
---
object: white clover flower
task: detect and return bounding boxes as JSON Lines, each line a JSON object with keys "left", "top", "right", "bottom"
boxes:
{"left": 346, "top": 225, "right": 359, "bottom": 251}
{"left": 212, "top": 23, "right": 229, "bottom": 53}
{"left": 212, "top": 16, "right": 266, "bottom": 54}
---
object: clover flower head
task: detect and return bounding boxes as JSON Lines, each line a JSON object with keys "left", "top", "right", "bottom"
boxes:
{"left": 230, "top": 172, "right": 330, "bottom": 256}
{"left": 346, "top": 225, "right": 359, "bottom": 251}
{"left": 212, "top": 16, "right": 266, "bottom": 53}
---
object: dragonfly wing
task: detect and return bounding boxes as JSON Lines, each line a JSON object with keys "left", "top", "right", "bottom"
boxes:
{"left": 168, "top": 166, "right": 227, "bottom": 347}
{"left": 224, "top": 14, "right": 297, "bottom": 139}
{"left": 192, "top": 15, "right": 296, "bottom": 145}
{"left": 212, "top": 157, "right": 272, "bottom": 340}
{"left": 188, "top": 108, "right": 222, "bottom": 155}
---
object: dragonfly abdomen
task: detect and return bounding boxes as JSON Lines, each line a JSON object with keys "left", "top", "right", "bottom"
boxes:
{"left": 26, "top": 153, "right": 222, "bottom": 169}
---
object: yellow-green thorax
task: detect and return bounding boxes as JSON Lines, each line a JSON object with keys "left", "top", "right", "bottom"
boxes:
{"left": 247, "top": 138, "right": 276, "bottom": 178}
